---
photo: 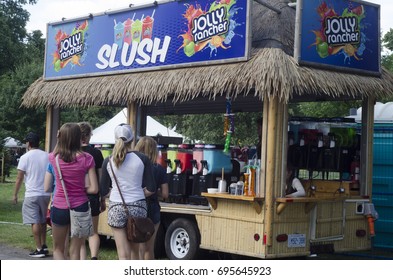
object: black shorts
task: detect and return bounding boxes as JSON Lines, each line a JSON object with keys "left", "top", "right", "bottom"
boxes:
{"left": 147, "top": 200, "right": 160, "bottom": 224}
{"left": 88, "top": 194, "right": 101, "bottom": 217}
{"left": 51, "top": 201, "right": 89, "bottom": 226}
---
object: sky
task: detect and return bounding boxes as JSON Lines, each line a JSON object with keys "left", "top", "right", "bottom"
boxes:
{"left": 24, "top": 0, "right": 393, "bottom": 37}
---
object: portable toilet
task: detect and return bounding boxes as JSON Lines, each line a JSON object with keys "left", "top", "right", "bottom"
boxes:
{"left": 350, "top": 102, "right": 393, "bottom": 249}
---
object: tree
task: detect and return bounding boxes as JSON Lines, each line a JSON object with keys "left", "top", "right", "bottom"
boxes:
{"left": 158, "top": 112, "right": 261, "bottom": 146}
{"left": 0, "top": 0, "right": 37, "bottom": 75}
{"left": 289, "top": 101, "right": 361, "bottom": 118}
{"left": 61, "top": 106, "right": 120, "bottom": 130}
{"left": 0, "top": 60, "right": 46, "bottom": 142}
{"left": 382, "top": 28, "right": 393, "bottom": 73}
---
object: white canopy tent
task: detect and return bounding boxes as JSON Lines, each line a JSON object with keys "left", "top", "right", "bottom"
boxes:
{"left": 348, "top": 102, "right": 393, "bottom": 123}
{"left": 3, "top": 137, "right": 25, "bottom": 148}
{"left": 90, "top": 108, "right": 183, "bottom": 145}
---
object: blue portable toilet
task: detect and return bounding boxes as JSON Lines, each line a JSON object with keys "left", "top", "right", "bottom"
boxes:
{"left": 350, "top": 102, "right": 393, "bottom": 249}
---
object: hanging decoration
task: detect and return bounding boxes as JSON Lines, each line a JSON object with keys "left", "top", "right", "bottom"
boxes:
{"left": 224, "top": 97, "right": 235, "bottom": 153}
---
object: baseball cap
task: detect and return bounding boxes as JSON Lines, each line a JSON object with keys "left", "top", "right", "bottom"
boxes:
{"left": 114, "top": 124, "right": 134, "bottom": 143}
{"left": 23, "top": 132, "right": 39, "bottom": 143}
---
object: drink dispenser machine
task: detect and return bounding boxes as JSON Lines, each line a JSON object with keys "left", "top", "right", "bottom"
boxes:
{"left": 156, "top": 144, "right": 167, "bottom": 167}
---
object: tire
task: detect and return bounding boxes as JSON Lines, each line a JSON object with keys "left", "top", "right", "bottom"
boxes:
{"left": 165, "top": 218, "right": 199, "bottom": 260}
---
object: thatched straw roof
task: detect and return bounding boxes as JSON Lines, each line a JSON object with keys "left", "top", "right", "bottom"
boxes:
{"left": 22, "top": 0, "right": 393, "bottom": 108}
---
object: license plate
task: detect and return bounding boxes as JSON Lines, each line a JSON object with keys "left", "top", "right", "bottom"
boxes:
{"left": 287, "top": 234, "right": 306, "bottom": 248}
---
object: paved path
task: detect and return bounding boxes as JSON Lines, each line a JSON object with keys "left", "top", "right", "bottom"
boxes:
{"left": 0, "top": 243, "right": 53, "bottom": 260}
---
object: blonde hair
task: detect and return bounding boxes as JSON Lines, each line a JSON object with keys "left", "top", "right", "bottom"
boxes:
{"left": 135, "top": 136, "right": 158, "bottom": 163}
{"left": 112, "top": 139, "right": 132, "bottom": 168}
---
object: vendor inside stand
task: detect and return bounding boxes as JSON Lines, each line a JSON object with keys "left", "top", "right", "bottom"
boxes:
{"left": 285, "top": 164, "right": 306, "bottom": 198}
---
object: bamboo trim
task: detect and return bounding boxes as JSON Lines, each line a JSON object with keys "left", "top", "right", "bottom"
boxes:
{"left": 281, "top": 103, "right": 289, "bottom": 197}
{"left": 264, "top": 97, "right": 278, "bottom": 246}
{"left": 260, "top": 101, "right": 269, "bottom": 196}
{"left": 274, "top": 101, "right": 285, "bottom": 198}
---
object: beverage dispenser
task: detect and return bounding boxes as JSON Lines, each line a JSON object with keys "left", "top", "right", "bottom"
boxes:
{"left": 192, "top": 144, "right": 205, "bottom": 173}
{"left": 203, "top": 144, "right": 234, "bottom": 189}
{"left": 169, "top": 159, "right": 188, "bottom": 203}
{"left": 322, "top": 132, "right": 338, "bottom": 172}
{"left": 156, "top": 144, "right": 167, "bottom": 168}
{"left": 166, "top": 144, "right": 178, "bottom": 173}
{"left": 177, "top": 144, "right": 193, "bottom": 172}
{"left": 189, "top": 159, "right": 208, "bottom": 205}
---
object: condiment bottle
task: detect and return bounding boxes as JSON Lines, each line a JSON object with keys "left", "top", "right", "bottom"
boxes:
{"left": 243, "top": 173, "right": 250, "bottom": 196}
{"left": 249, "top": 167, "right": 256, "bottom": 197}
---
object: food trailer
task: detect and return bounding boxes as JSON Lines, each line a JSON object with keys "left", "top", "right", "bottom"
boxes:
{"left": 22, "top": 0, "right": 393, "bottom": 259}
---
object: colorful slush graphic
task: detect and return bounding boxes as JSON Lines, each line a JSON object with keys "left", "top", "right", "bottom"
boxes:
{"left": 178, "top": 0, "right": 242, "bottom": 57}
{"left": 310, "top": 1, "right": 366, "bottom": 63}
{"left": 52, "top": 20, "right": 89, "bottom": 72}
{"left": 113, "top": 11, "right": 155, "bottom": 48}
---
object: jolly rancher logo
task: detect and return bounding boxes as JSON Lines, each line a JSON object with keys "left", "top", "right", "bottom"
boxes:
{"left": 52, "top": 20, "right": 88, "bottom": 72}
{"left": 178, "top": 0, "right": 242, "bottom": 58}
{"left": 311, "top": 1, "right": 365, "bottom": 62}
{"left": 324, "top": 16, "right": 360, "bottom": 46}
{"left": 59, "top": 32, "right": 84, "bottom": 61}
{"left": 191, "top": 6, "right": 229, "bottom": 44}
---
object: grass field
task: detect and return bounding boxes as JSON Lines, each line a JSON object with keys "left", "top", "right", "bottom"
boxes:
{"left": 2, "top": 167, "right": 392, "bottom": 260}
{"left": 0, "top": 167, "right": 119, "bottom": 259}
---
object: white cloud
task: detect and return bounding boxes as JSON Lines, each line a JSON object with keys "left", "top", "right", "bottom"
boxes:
{"left": 24, "top": 0, "right": 148, "bottom": 34}
{"left": 25, "top": 0, "right": 393, "bottom": 37}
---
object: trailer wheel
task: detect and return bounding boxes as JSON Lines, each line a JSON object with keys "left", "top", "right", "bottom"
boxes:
{"left": 165, "top": 218, "right": 199, "bottom": 260}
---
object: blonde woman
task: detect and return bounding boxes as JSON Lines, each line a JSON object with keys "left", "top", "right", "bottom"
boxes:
{"left": 99, "top": 124, "right": 156, "bottom": 260}
{"left": 135, "top": 136, "right": 169, "bottom": 260}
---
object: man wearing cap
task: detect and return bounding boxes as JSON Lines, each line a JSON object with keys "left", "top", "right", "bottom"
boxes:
{"left": 13, "top": 132, "right": 50, "bottom": 258}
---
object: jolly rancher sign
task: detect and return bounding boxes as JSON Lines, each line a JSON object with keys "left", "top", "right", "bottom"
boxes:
{"left": 294, "top": 0, "right": 381, "bottom": 76}
{"left": 44, "top": 0, "right": 251, "bottom": 80}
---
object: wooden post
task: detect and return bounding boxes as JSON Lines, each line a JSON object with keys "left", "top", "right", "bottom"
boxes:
{"left": 128, "top": 102, "right": 138, "bottom": 148}
{"left": 45, "top": 106, "right": 60, "bottom": 152}
{"left": 360, "top": 97, "right": 375, "bottom": 197}
{"left": 264, "top": 96, "right": 278, "bottom": 246}
{"left": 1, "top": 153, "right": 4, "bottom": 183}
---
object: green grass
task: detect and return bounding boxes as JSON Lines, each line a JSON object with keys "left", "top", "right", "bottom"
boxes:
{"left": 0, "top": 167, "right": 118, "bottom": 259}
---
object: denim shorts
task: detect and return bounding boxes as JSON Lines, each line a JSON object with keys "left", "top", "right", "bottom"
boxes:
{"left": 51, "top": 201, "right": 89, "bottom": 226}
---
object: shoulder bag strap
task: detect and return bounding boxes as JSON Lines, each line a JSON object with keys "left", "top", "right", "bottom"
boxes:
{"left": 108, "top": 158, "right": 128, "bottom": 213}
{"left": 55, "top": 155, "right": 71, "bottom": 209}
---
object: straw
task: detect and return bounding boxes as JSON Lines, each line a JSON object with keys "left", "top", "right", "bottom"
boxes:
{"left": 132, "top": 13, "right": 136, "bottom": 20}
{"left": 114, "top": 19, "right": 117, "bottom": 26}
{"left": 221, "top": 167, "right": 224, "bottom": 180}
{"left": 151, "top": 9, "right": 156, "bottom": 19}
{"left": 141, "top": 14, "right": 144, "bottom": 20}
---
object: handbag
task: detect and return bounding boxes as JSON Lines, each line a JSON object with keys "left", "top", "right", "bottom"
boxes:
{"left": 55, "top": 155, "right": 93, "bottom": 238}
{"left": 108, "top": 159, "right": 155, "bottom": 243}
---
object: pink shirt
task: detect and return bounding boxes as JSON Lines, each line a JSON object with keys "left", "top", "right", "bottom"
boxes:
{"left": 49, "top": 152, "right": 95, "bottom": 209}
